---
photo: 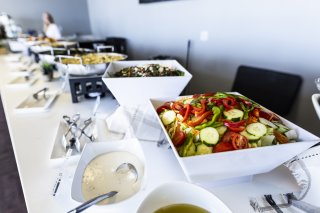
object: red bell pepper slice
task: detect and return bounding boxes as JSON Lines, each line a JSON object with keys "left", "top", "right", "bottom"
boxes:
{"left": 222, "top": 97, "right": 237, "bottom": 110}
{"left": 187, "top": 111, "right": 212, "bottom": 127}
{"left": 194, "top": 99, "right": 207, "bottom": 117}
{"left": 192, "top": 94, "right": 201, "bottom": 98}
{"left": 201, "top": 92, "right": 215, "bottom": 97}
{"left": 224, "top": 120, "right": 246, "bottom": 132}
{"left": 225, "top": 125, "right": 245, "bottom": 132}
{"left": 208, "top": 97, "right": 222, "bottom": 106}
{"left": 181, "top": 104, "right": 191, "bottom": 122}
{"left": 224, "top": 120, "right": 246, "bottom": 127}
{"left": 259, "top": 110, "right": 280, "bottom": 121}
{"left": 172, "top": 102, "right": 184, "bottom": 111}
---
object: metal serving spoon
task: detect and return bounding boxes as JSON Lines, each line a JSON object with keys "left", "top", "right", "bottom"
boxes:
{"left": 67, "top": 163, "right": 138, "bottom": 213}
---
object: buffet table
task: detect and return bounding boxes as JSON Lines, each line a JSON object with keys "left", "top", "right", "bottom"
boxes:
{"left": 0, "top": 54, "right": 310, "bottom": 213}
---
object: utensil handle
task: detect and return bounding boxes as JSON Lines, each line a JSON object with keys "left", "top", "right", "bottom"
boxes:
{"left": 291, "top": 200, "right": 320, "bottom": 213}
{"left": 51, "top": 148, "right": 73, "bottom": 196}
{"left": 67, "top": 191, "right": 118, "bottom": 213}
{"left": 96, "top": 45, "right": 114, "bottom": 53}
{"left": 92, "top": 95, "right": 101, "bottom": 117}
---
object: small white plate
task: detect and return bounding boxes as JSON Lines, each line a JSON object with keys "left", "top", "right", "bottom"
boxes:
{"left": 8, "top": 76, "right": 38, "bottom": 87}
{"left": 15, "top": 91, "right": 58, "bottom": 114}
{"left": 50, "top": 117, "right": 124, "bottom": 159}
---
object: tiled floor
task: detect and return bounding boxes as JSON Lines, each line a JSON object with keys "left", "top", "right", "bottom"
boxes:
{"left": 0, "top": 97, "right": 27, "bottom": 213}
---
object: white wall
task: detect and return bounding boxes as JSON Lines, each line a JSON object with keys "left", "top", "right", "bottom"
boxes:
{"left": 1, "top": 0, "right": 91, "bottom": 35}
{"left": 88, "top": 0, "right": 320, "bottom": 136}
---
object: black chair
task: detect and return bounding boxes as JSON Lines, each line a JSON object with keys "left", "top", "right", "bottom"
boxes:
{"left": 105, "top": 37, "right": 127, "bottom": 54}
{"left": 231, "top": 65, "right": 303, "bottom": 116}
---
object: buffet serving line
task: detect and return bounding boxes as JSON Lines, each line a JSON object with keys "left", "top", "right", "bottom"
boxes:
{"left": 0, "top": 52, "right": 320, "bottom": 213}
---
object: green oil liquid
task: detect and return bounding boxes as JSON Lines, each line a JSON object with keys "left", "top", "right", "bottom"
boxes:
{"left": 154, "top": 203, "right": 210, "bottom": 213}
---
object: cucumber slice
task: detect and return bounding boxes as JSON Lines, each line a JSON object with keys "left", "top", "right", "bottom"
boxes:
{"left": 261, "top": 135, "right": 275, "bottom": 146}
{"left": 223, "top": 109, "right": 244, "bottom": 121}
{"left": 160, "top": 110, "right": 176, "bottom": 125}
{"left": 285, "top": 130, "right": 298, "bottom": 140}
{"left": 200, "top": 127, "right": 219, "bottom": 146}
{"left": 196, "top": 143, "right": 213, "bottom": 155}
{"left": 259, "top": 117, "right": 277, "bottom": 128}
{"left": 216, "top": 126, "right": 227, "bottom": 137}
{"left": 274, "top": 122, "right": 289, "bottom": 133}
{"left": 246, "top": 123, "right": 267, "bottom": 137}
{"left": 183, "top": 98, "right": 193, "bottom": 105}
{"left": 240, "top": 130, "right": 261, "bottom": 141}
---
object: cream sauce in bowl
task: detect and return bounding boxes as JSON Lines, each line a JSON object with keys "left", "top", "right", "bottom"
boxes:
{"left": 81, "top": 151, "right": 144, "bottom": 205}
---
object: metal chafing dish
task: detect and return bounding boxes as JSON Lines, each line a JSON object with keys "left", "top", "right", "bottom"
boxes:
{"left": 37, "top": 47, "right": 93, "bottom": 63}
{"left": 55, "top": 46, "right": 128, "bottom": 76}
{"left": 30, "top": 41, "right": 78, "bottom": 54}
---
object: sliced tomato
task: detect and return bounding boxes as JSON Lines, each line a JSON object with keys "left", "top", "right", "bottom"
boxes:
{"left": 220, "top": 131, "right": 235, "bottom": 143}
{"left": 213, "top": 141, "right": 234, "bottom": 153}
{"left": 179, "top": 107, "right": 187, "bottom": 117}
{"left": 156, "top": 103, "right": 171, "bottom": 114}
{"left": 172, "top": 130, "right": 186, "bottom": 147}
{"left": 187, "top": 111, "right": 212, "bottom": 127}
{"left": 231, "top": 134, "right": 248, "bottom": 150}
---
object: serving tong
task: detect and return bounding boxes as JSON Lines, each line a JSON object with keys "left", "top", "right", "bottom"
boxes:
{"left": 52, "top": 113, "right": 97, "bottom": 197}
{"left": 32, "top": 87, "right": 49, "bottom": 100}
{"left": 250, "top": 193, "right": 320, "bottom": 213}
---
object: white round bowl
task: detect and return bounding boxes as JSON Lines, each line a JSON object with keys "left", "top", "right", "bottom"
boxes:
{"left": 137, "top": 181, "right": 232, "bottom": 213}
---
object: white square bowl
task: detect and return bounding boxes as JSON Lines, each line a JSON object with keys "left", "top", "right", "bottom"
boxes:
{"left": 102, "top": 60, "right": 192, "bottom": 106}
{"left": 150, "top": 96, "right": 320, "bottom": 184}
{"left": 71, "top": 139, "right": 146, "bottom": 207}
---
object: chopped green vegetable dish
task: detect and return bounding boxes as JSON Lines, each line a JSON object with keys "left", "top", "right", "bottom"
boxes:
{"left": 113, "top": 64, "right": 184, "bottom": 77}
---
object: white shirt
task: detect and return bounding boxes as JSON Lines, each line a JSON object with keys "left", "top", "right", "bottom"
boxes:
{"left": 45, "top": 23, "right": 61, "bottom": 40}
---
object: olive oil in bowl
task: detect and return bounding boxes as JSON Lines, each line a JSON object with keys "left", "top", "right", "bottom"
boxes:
{"left": 154, "top": 203, "right": 210, "bottom": 213}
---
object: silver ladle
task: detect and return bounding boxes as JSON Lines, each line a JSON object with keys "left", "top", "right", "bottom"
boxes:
{"left": 67, "top": 163, "right": 138, "bottom": 213}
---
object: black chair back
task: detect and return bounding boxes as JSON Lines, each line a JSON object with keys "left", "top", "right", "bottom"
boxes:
{"left": 231, "top": 65, "right": 302, "bottom": 116}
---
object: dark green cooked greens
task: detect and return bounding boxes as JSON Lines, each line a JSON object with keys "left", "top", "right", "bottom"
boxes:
{"left": 113, "top": 64, "right": 185, "bottom": 77}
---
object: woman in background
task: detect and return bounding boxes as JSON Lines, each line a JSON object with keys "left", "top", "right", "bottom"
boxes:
{"left": 42, "top": 12, "right": 61, "bottom": 40}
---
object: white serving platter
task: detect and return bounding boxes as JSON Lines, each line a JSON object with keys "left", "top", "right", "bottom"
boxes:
{"left": 102, "top": 60, "right": 192, "bottom": 106}
{"left": 14, "top": 91, "right": 58, "bottom": 114}
{"left": 150, "top": 95, "right": 320, "bottom": 184}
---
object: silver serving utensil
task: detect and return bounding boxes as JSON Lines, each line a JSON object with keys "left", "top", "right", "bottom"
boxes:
{"left": 62, "top": 113, "right": 80, "bottom": 146}
{"left": 53, "top": 120, "right": 81, "bottom": 197}
{"left": 78, "top": 117, "right": 94, "bottom": 141}
{"left": 286, "top": 193, "right": 320, "bottom": 213}
{"left": 66, "top": 163, "right": 138, "bottom": 213}
{"left": 32, "top": 87, "right": 48, "bottom": 100}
